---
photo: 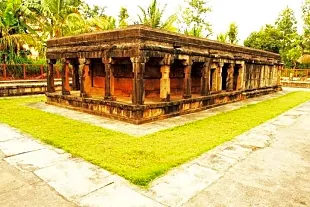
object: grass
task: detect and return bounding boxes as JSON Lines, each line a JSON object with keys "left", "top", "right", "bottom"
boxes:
{"left": 0, "top": 92, "right": 310, "bottom": 186}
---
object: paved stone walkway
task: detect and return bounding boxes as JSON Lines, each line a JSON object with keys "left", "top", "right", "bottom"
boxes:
{"left": 0, "top": 90, "right": 310, "bottom": 206}
{"left": 30, "top": 91, "right": 286, "bottom": 136}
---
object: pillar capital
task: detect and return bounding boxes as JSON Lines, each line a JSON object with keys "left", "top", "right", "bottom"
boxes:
{"left": 48, "top": 59, "right": 57, "bottom": 64}
{"left": 102, "top": 57, "right": 116, "bottom": 65}
{"left": 159, "top": 55, "right": 173, "bottom": 66}
{"left": 130, "top": 57, "right": 149, "bottom": 63}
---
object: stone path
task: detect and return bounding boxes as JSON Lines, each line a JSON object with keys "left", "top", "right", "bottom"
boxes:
{"left": 0, "top": 90, "right": 310, "bottom": 206}
{"left": 30, "top": 91, "right": 287, "bottom": 137}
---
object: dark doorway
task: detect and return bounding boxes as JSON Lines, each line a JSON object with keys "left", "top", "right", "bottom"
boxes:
{"left": 221, "top": 65, "right": 228, "bottom": 90}
{"left": 233, "top": 65, "right": 240, "bottom": 90}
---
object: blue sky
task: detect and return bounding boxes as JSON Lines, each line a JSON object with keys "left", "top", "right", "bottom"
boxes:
{"left": 85, "top": 0, "right": 303, "bottom": 44}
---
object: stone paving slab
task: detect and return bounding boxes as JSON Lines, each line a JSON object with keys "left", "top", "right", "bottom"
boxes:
{"left": 34, "top": 158, "right": 114, "bottom": 201}
{"left": 147, "top": 164, "right": 221, "bottom": 206}
{"left": 4, "top": 148, "right": 71, "bottom": 172}
{"left": 0, "top": 124, "right": 24, "bottom": 142}
{"left": 79, "top": 182, "right": 163, "bottom": 207}
{"left": 0, "top": 137, "right": 44, "bottom": 157}
{"left": 30, "top": 91, "right": 287, "bottom": 137}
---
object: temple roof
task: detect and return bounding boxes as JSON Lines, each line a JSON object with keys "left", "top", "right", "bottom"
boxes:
{"left": 46, "top": 25, "right": 281, "bottom": 63}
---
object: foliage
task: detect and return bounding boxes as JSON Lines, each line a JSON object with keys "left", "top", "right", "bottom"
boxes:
{"left": 216, "top": 22, "right": 239, "bottom": 44}
{"left": 136, "top": 0, "right": 177, "bottom": 31}
{"left": 217, "top": 33, "right": 227, "bottom": 43}
{"left": 0, "top": 0, "right": 44, "bottom": 63}
{"left": 118, "top": 7, "right": 129, "bottom": 28}
{"left": 244, "top": 7, "right": 302, "bottom": 68}
{"left": 244, "top": 24, "right": 282, "bottom": 53}
{"left": 0, "top": 92, "right": 310, "bottom": 186}
{"left": 227, "top": 23, "right": 239, "bottom": 44}
{"left": 80, "top": 1, "right": 106, "bottom": 19}
{"left": 180, "top": 0, "right": 212, "bottom": 37}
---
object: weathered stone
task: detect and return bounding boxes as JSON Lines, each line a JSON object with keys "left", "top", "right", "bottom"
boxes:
{"left": 4, "top": 148, "right": 71, "bottom": 172}
{"left": 0, "top": 138, "right": 44, "bottom": 157}
{"left": 34, "top": 159, "right": 113, "bottom": 201}
{"left": 147, "top": 164, "right": 221, "bottom": 206}
{"left": 79, "top": 182, "right": 162, "bottom": 207}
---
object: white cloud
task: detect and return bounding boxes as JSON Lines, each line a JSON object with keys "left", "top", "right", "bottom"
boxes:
{"left": 85, "top": 0, "right": 304, "bottom": 43}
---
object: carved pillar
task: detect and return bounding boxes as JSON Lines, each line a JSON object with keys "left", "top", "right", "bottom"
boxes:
{"left": 183, "top": 60, "right": 192, "bottom": 99}
{"left": 226, "top": 63, "right": 234, "bottom": 91}
{"left": 238, "top": 62, "right": 245, "bottom": 90}
{"left": 71, "top": 60, "right": 80, "bottom": 91}
{"left": 61, "top": 59, "right": 71, "bottom": 95}
{"left": 160, "top": 56, "right": 172, "bottom": 102}
{"left": 47, "top": 59, "right": 56, "bottom": 93}
{"left": 131, "top": 57, "right": 146, "bottom": 105}
{"left": 277, "top": 64, "right": 283, "bottom": 86}
{"left": 217, "top": 62, "right": 224, "bottom": 91}
{"left": 201, "top": 59, "right": 211, "bottom": 96}
{"left": 102, "top": 57, "right": 115, "bottom": 100}
{"left": 80, "top": 58, "right": 91, "bottom": 98}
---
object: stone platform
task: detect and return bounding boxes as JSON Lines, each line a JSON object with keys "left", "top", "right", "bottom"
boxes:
{"left": 0, "top": 79, "right": 62, "bottom": 97}
{"left": 46, "top": 86, "right": 281, "bottom": 124}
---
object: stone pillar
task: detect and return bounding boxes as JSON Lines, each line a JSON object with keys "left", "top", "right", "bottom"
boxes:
{"left": 260, "top": 65, "right": 265, "bottom": 88}
{"left": 80, "top": 58, "right": 91, "bottom": 98}
{"left": 61, "top": 59, "right": 71, "bottom": 95}
{"left": 201, "top": 59, "right": 211, "bottom": 96}
{"left": 47, "top": 59, "right": 56, "bottom": 93}
{"left": 236, "top": 61, "right": 245, "bottom": 90}
{"left": 131, "top": 57, "right": 146, "bottom": 105}
{"left": 277, "top": 64, "right": 283, "bottom": 86}
{"left": 226, "top": 63, "right": 234, "bottom": 91}
{"left": 102, "top": 57, "right": 115, "bottom": 100}
{"left": 71, "top": 60, "right": 80, "bottom": 91}
{"left": 160, "top": 56, "right": 172, "bottom": 102}
{"left": 217, "top": 63, "right": 224, "bottom": 91}
{"left": 183, "top": 61, "right": 192, "bottom": 99}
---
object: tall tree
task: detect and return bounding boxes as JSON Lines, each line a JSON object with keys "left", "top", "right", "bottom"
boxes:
{"left": 180, "top": 0, "right": 212, "bottom": 37}
{"left": 227, "top": 22, "right": 238, "bottom": 44}
{"left": 244, "top": 7, "right": 301, "bottom": 68}
{"left": 0, "top": 0, "right": 44, "bottom": 63}
{"left": 136, "top": 0, "right": 177, "bottom": 31}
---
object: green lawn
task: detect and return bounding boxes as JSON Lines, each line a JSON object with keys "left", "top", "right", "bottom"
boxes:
{"left": 0, "top": 92, "right": 310, "bottom": 186}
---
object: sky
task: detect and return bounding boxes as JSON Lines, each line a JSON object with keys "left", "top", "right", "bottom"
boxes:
{"left": 85, "top": 0, "right": 304, "bottom": 44}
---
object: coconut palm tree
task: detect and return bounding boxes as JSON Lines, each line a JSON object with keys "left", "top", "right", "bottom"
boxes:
{"left": 0, "top": 0, "right": 43, "bottom": 62}
{"left": 137, "top": 0, "right": 177, "bottom": 31}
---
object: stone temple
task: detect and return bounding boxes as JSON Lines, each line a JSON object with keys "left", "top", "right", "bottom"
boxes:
{"left": 46, "top": 25, "right": 283, "bottom": 124}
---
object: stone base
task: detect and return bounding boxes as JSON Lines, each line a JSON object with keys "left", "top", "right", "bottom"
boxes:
{"left": 0, "top": 84, "right": 62, "bottom": 97}
{"left": 46, "top": 86, "right": 280, "bottom": 125}
{"left": 281, "top": 81, "right": 310, "bottom": 88}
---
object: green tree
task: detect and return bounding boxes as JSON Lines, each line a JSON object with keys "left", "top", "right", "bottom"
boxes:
{"left": 244, "top": 7, "right": 301, "bottom": 68}
{"left": 118, "top": 7, "right": 129, "bottom": 28}
{"left": 0, "top": 0, "right": 43, "bottom": 63}
{"left": 180, "top": 0, "right": 212, "bottom": 37}
{"left": 244, "top": 24, "right": 282, "bottom": 53}
{"left": 136, "top": 0, "right": 177, "bottom": 31}
{"left": 227, "top": 22, "right": 238, "bottom": 44}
